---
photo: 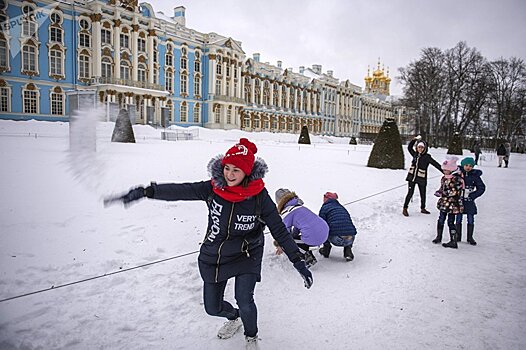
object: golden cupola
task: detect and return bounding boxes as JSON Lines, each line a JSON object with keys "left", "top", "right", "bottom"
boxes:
{"left": 364, "top": 59, "right": 391, "bottom": 96}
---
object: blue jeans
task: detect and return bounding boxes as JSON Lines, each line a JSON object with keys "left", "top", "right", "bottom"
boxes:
{"left": 203, "top": 274, "right": 258, "bottom": 337}
{"left": 456, "top": 213, "right": 475, "bottom": 225}
{"left": 437, "top": 211, "right": 456, "bottom": 232}
{"left": 328, "top": 235, "right": 355, "bottom": 247}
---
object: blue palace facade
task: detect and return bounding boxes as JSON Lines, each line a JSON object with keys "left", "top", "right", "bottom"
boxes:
{"left": 0, "top": 0, "right": 392, "bottom": 137}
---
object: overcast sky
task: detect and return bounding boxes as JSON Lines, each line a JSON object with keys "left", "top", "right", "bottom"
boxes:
{"left": 146, "top": 0, "right": 526, "bottom": 96}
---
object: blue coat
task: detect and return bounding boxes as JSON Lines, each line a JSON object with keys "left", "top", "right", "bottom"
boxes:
{"left": 318, "top": 199, "right": 357, "bottom": 237}
{"left": 459, "top": 168, "right": 486, "bottom": 215}
{"left": 150, "top": 158, "right": 302, "bottom": 283}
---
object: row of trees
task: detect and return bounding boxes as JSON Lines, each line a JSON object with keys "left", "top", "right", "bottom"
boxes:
{"left": 398, "top": 41, "right": 526, "bottom": 150}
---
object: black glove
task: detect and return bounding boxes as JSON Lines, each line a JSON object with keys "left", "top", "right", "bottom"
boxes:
{"left": 120, "top": 186, "right": 152, "bottom": 206}
{"left": 293, "top": 260, "right": 313, "bottom": 289}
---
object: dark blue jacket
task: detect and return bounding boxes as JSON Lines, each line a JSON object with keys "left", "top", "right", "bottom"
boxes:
{"left": 318, "top": 199, "right": 357, "bottom": 237}
{"left": 150, "top": 158, "right": 301, "bottom": 284}
{"left": 459, "top": 168, "right": 486, "bottom": 215}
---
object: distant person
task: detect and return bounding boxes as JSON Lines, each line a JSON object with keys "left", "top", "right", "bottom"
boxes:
{"left": 105, "top": 138, "right": 312, "bottom": 348}
{"left": 403, "top": 135, "right": 443, "bottom": 216}
{"left": 504, "top": 142, "right": 511, "bottom": 168}
{"left": 497, "top": 143, "right": 507, "bottom": 167}
{"left": 432, "top": 157, "right": 464, "bottom": 249}
{"left": 456, "top": 157, "right": 486, "bottom": 245}
{"left": 473, "top": 142, "right": 482, "bottom": 165}
{"left": 274, "top": 189, "right": 329, "bottom": 268}
{"left": 318, "top": 192, "right": 358, "bottom": 261}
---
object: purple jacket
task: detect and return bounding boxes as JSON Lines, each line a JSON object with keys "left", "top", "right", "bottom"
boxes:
{"left": 281, "top": 198, "right": 329, "bottom": 246}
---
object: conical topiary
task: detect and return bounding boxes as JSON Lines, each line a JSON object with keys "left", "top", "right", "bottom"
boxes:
{"left": 349, "top": 137, "right": 357, "bottom": 145}
{"left": 367, "top": 118, "right": 404, "bottom": 169}
{"left": 447, "top": 132, "right": 463, "bottom": 155}
{"left": 298, "top": 125, "right": 311, "bottom": 144}
{"left": 111, "top": 109, "right": 136, "bottom": 143}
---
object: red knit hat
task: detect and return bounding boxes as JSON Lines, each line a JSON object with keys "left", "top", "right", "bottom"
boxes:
{"left": 221, "top": 138, "right": 258, "bottom": 175}
{"left": 323, "top": 192, "right": 338, "bottom": 203}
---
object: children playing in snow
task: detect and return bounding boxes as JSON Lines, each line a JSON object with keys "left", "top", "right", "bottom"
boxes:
{"left": 455, "top": 157, "right": 486, "bottom": 245}
{"left": 432, "top": 157, "right": 464, "bottom": 249}
{"left": 107, "top": 138, "right": 312, "bottom": 349}
{"left": 318, "top": 192, "right": 358, "bottom": 261}
{"left": 274, "top": 189, "right": 329, "bottom": 268}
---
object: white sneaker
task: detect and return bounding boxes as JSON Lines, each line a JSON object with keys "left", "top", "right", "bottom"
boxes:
{"left": 217, "top": 318, "right": 242, "bottom": 339}
{"left": 245, "top": 335, "right": 260, "bottom": 350}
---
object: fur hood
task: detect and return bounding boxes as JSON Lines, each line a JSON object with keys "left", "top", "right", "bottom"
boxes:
{"left": 207, "top": 154, "right": 268, "bottom": 189}
{"left": 276, "top": 191, "right": 300, "bottom": 214}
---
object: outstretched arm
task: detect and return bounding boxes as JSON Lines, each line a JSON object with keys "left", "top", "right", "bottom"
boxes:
{"left": 407, "top": 139, "right": 417, "bottom": 157}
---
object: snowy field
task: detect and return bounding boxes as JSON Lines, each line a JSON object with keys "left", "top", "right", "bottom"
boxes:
{"left": 0, "top": 118, "right": 525, "bottom": 350}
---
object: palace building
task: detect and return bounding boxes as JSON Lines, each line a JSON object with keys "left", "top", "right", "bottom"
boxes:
{"left": 0, "top": 0, "right": 393, "bottom": 139}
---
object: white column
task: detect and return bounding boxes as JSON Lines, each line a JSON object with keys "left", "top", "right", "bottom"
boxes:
{"left": 92, "top": 18, "right": 102, "bottom": 78}
{"left": 132, "top": 29, "right": 138, "bottom": 82}
{"left": 113, "top": 25, "right": 121, "bottom": 79}
{"left": 250, "top": 77, "right": 255, "bottom": 104}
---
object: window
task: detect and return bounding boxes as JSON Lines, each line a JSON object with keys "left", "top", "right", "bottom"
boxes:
{"left": 166, "top": 53, "right": 173, "bottom": 66}
{"left": 50, "top": 49, "right": 63, "bottom": 76}
{"left": 226, "top": 64, "right": 230, "bottom": 77}
{"left": 0, "top": 39, "right": 7, "bottom": 69}
{"left": 79, "top": 19, "right": 90, "bottom": 30}
{"left": 193, "top": 75, "right": 200, "bottom": 96}
{"left": 50, "top": 13, "right": 61, "bottom": 24}
{"left": 23, "top": 90, "right": 38, "bottom": 114}
{"left": 79, "top": 54, "right": 90, "bottom": 79}
{"left": 194, "top": 61, "right": 200, "bottom": 73}
{"left": 165, "top": 71, "right": 173, "bottom": 92}
{"left": 101, "top": 29, "right": 111, "bottom": 45}
{"left": 216, "top": 56, "right": 222, "bottom": 75}
{"left": 180, "top": 56, "right": 187, "bottom": 70}
{"left": 120, "top": 61, "right": 130, "bottom": 80}
{"left": 138, "top": 38, "right": 146, "bottom": 52}
{"left": 214, "top": 106, "right": 221, "bottom": 123}
{"left": 193, "top": 103, "right": 200, "bottom": 123}
{"left": 101, "top": 57, "right": 112, "bottom": 78}
{"left": 215, "top": 79, "right": 221, "bottom": 95}
{"left": 50, "top": 27, "right": 63, "bottom": 43}
{"left": 243, "top": 117, "right": 250, "bottom": 128}
{"left": 180, "top": 103, "right": 187, "bottom": 122}
{"left": 22, "top": 20, "right": 37, "bottom": 37}
{"left": 153, "top": 68, "right": 158, "bottom": 84}
{"left": 79, "top": 33, "right": 90, "bottom": 47}
{"left": 226, "top": 81, "right": 230, "bottom": 96}
{"left": 226, "top": 107, "right": 232, "bottom": 124}
{"left": 180, "top": 73, "right": 187, "bottom": 94}
{"left": 22, "top": 45, "right": 37, "bottom": 72}
{"left": 120, "top": 34, "right": 129, "bottom": 49}
{"left": 0, "top": 87, "right": 9, "bottom": 112}
{"left": 51, "top": 92, "right": 63, "bottom": 115}
{"left": 138, "top": 64, "right": 146, "bottom": 82}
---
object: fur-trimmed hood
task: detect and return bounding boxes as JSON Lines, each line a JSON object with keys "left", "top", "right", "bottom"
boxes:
{"left": 207, "top": 154, "right": 268, "bottom": 189}
{"left": 276, "top": 191, "right": 301, "bottom": 214}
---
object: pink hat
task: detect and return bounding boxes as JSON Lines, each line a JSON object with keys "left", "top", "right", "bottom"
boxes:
{"left": 323, "top": 192, "right": 338, "bottom": 203}
{"left": 441, "top": 156, "right": 459, "bottom": 172}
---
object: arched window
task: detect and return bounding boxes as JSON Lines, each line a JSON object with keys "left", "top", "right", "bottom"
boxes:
{"left": 50, "top": 88, "right": 64, "bottom": 115}
{"left": 79, "top": 53, "right": 90, "bottom": 79}
{"left": 22, "top": 43, "right": 37, "bottom": 73}
{"left": 226, "top": 106, "right": 232, "bottom": 124}
{"left": 180, "top": 47, "right": 187, "bottom": 70}
{"left": 49, "top": 48, "right": 63, "bottom": 76}
{"left": 215, "top": 79, "right": 221, "bottom": 95}
{"left": 193, "top": 103, "right": 200, "bottom": 123}
{"left": 180, "top": 102, "right": 187, "bottom": 122}
{"left": 0, "top": 85, "right": 10, "bottom": 112}
{"left": 193, "top": 75, "right": 200, "bottom": 97}
{"left": 22, "top": 85, "right": 39, "bottom": 114}
{"left": 214, "top": 105, "right": 221, "bottom": 123}
{"left": 22, "top": 5, "right": 37, "bottom": 38}
{"left": 194, "top": 51, "right": 201, "bottom": 73}
{"left": 120, "top": 61, "right": 130, "bottom": 80}
{"left": 180, "top": 73, "right": 188, "bottom": 95}
{"left": 101, "top": 57, "right": 112, "bottom": 78}
{"left": 165, "top": 44, "right": 173, "bottom": 66}
{"left": 216, "top": 56, "right": 222, "bottom": 75}
{"left": 120, "top": 32, "right": 130, "bottom": 49}
{"left": 138, "top": 63, "right": 147, "bottom": 82}
{"left": 165, "top": 70, "right": 173, "bottom": 92}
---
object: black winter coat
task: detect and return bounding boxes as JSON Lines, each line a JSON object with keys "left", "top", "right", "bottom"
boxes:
{"left": 150, "top": 157, "right": 302, "bottom": 283}
{"left": 405, "top": 139, "right": 443, "bottom": 185}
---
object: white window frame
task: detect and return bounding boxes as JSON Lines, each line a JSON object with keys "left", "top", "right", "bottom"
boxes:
{"left": 0, "top": 38, "right": 8, "bottom": 70}
{"left": 0, "top": 87, "right": 10, "bottom": 112}
{"left": 180, "top": 102, "right": 187, "bottom": 122}
{"left": 101, "top": 57, "right": 112, "bottom": 78}
{"left": 50, "top": 91, "right": 64, "bottom": 115}
{"left": 49, "top": 26, "right": 63, "bottom": 44}
{"left": 79, "top": 54, "right": 90, "bottom": 79}
{"left": 120, "top": 61, "right": 130, "bottom": 80}
{"left": 214, "top": 106, "right": 221, "bottom": 123}
{"left": 193, "top": 75, "right": 200, "bottom": 97}
{"left": 101, "top": 28, "right": 112, "bottom": 45}
{"left": 49, "top": 49, "right": 64, "bottom": 76}
{"left": 22, "top": 44, "right": 37, "bottom": 73}
{"left": 165, "top": 71, "right": 173, "bottom": 92}
{"left": 79, "top": 32, "right": 90, "bottom": 47}
{"left": 193, "top": 103, "right": 200, "bottom": 123}
{"left": 138, "top": 64, "right": 147, "bottom": 82}
{"left": 180, "top": 73, "right": 187, "bottom": 95}
{"left": 23, "top": 89, "right": 39, "bottom": 114}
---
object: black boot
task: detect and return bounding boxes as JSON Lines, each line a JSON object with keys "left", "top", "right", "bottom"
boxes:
{"left": 442, "top": 230, "right": 458, "bottom": 249}
{"left": 304, "top": 250, "right": 318, "bottom": 268}
{"left": 319, "top": 241, "right": 332, "bottom": 258}
{"left": 432, "top": 223, "right": 444, "bottom": 244}
{"left": 467, "top": 224, "right": 477, "bottom": 245}
{"left": 343, "top": 246, "right": 354, "bottom": 261}
{"left": 456, "top": 223, "right": 462, "bottom": 242}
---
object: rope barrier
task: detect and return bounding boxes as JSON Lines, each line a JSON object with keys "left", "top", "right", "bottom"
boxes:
{"left": 0, "top": 174, "right": 442, "bottom": 304}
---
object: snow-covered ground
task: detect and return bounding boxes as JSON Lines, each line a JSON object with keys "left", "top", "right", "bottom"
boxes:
{"left": 0, "top": 118, "right": 525, "bottom": 350}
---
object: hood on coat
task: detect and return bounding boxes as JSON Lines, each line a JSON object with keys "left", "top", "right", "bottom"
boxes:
{"left": 415, "top": 140, "right": 429, "bottom": 155}
{"left": 462, "top": 168, "right": 483, "bottom": 177}
{"left": 276, "top": 191, "right": 301, "bottom": 214}
{"left": 207, "top": 154, "right": 268, "bottom": 189}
